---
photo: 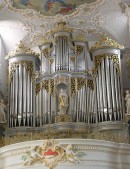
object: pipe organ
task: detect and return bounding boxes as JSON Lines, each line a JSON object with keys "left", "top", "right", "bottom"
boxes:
{"left": 6, "top": 22, "right": 125, "bottom": 131}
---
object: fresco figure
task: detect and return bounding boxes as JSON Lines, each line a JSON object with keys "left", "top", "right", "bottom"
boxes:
{"left": 20, "top": 0, "right": 37, "bottom": 8}
{"left": 44, "top": 0, "right": 76, "bottom": 15}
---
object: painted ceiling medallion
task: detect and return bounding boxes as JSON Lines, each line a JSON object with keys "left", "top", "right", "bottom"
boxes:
{"left": 12, "top": 0, "right": 97, "bottom": 16}
{"left": 22, "top": 139, "right": 85, "bottom": 169}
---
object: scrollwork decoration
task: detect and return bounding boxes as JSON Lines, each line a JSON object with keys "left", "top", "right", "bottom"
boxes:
{"left": 10, "top": 61, "right": 33, "bottom": 82}
{"left": 50, "top": 79, "right": 55, "bottom": 96}
{"left": 77, "top": 78, "right": 86, "bottom": 90}
{"left": 76, "top": 45, "right": 84, "bottom": 55}
{"left": 36, "top": 79, "right": 55, "bottom": 96}
{"left": 42, "top": 48, "right": 49, "bottom": 58}
{"left": 87, "top": 79, "right": 94, "bottom": 91}
{"left": 94, "top": 54, "right": 120, "bottom": 76}
{"left": 70, "top": 78, "right": 76, "bottom": 96}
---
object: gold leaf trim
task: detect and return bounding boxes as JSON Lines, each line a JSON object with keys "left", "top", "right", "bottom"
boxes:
{"left": 6, "top": 41, "right": 39, "bottom": 58}
{"left": 90, "top": 36, "right": 124, "bottom": 51}
{"left": 94, "top": 54, "right": 120, "bottom": 76}
{"left": 87, "top": 79, "right": 94, "bottom": 91}
{"left": 35, "top": 79, "right": 55, "bottom": 95}
{"left": 10, "top": 61, "right": 33, "bottom": 82}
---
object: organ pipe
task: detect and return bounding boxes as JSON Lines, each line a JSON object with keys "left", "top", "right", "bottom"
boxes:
{"left": 7, "top": 24, "right": 125, "bottom": 131}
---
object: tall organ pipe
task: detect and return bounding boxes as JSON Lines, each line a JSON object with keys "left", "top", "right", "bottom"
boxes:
{"left": 8, "top": 53, "right": 40, "bottom": 128}
{"left": 91, "top": 48, "right": 124, "bottom": 124}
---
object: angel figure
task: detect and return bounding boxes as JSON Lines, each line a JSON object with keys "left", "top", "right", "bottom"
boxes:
{"left": 65, "top": 144, "right": 80, "bottom": 164}
{"left": 22, "top": 146, "right": 44, "bottom": 166}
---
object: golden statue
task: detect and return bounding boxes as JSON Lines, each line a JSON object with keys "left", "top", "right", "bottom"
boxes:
{"left": 58, "top": 89, "right": 68, "bottom": 114}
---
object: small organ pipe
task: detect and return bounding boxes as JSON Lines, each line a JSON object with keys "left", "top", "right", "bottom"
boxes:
{"left": 23, "top": 66, "right": 26, "bottom": 119}
{"left": 12, "top": 71, "right": 15, "bottom": 119}
{"left": 19, "top": 64, "right": 22, "bottom": 118}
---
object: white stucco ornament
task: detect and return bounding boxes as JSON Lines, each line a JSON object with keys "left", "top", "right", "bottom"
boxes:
{"left": 21, "top": 139, "right": 85, "bottom": 169}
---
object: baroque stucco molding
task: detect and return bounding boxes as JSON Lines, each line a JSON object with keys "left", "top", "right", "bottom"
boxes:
{"left": 2, "top": 0, "right": 105, "bottom": 20}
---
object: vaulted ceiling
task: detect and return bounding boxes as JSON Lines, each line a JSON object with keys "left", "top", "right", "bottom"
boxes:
{"left": 0, "top": 0, "right": 129, "bottom": 52}
{"left": 0, "top": 0, "right": 130, "bottom": 98}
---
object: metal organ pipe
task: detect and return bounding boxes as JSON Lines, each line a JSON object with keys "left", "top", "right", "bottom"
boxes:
{"left": 91, "top": 47, "right": 124, "bottom": 124}
{"left": 7, "top": 25, "right": 125, "bottom": 132}
{"left": 23, "top": 66, "right": 26, "bottom": 125}
{"left": 8, "top": 51, "right": 40, "bottom": 128}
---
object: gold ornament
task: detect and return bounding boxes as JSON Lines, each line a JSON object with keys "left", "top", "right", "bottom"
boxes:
{"left": 94, "top": 54, "right": 120, "bottom": 76}
{"left": 55, "top": 114, "right": 72, "bottom": 123}
{"left": 6, "top": 41, "right": 39, "bottom": 58}
{"left": 35, "top": 79, "right": 55, "bottom": 95}
{"left": 21, "top": 139, "right": 83, "bottom": 169}
{"left": 10, "top": 61, "right": 33, "bottom": 82}
{"left": 87, "top": 79, "right": 94, "bottom": 91}
{"left": 77, "top": 78, "right": 86, "bottom": 90}
{"left": 90, "top": 35, "right": 124, "bottom": 51}
{"left": 0, "top": 129, "right": 129, "bottom": 148}
{"left": 71, "top": 78, "right": 76, "bottom": 96}
{"left": 50, "top": 21, "right": 73, "bottom": 35}
{"left": 76, "top": 45, "right": 84, "bottom": 55}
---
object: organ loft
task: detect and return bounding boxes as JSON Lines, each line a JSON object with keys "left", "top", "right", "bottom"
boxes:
{"left": 4, "top": 21, "right": 127, "bottom": 138}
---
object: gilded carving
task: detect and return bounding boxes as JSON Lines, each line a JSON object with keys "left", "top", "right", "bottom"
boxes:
{"left": 55, "top": 114, "right": 72, "bottom": 123}
{"left": 90, "top": 35, "right": 124, "bottom": 51}
{"left": 76, "top": 45, "right": 84, "bottom": 55}
{"left": 36, "top": 79, "right": 55, "bottom": 96}
{"left": 35, "top": 83, "right": 41, "bottom": 95}
{"left": 55, "top": 76, "right": 69, "bottom": 86}
{"left": 6, "top": 41, "right": 39, "bottom": 59}
{"left": 108, "top": 54, "right": 120, "bottom": 74}
{"left": 87, "top": 79, "right": 94, "bottom": 91}
{"left": 77, "top": 78, "right": 86, "bottom": 90}
{"left": 0, "top": 129, "right": 129, "bottom": 148}
{"left": 71, "top": 78, "right": 76, "bottom": 95}
{"left": 70, "top": 78, "right": 86, "bottom": 95}
{"left": 50, "top": 79, "right": 55, "bottom": 95}
{"left": 21, "top": 140, "right": 84, "bottom": 169}
{"left": 50, "top": 21, "right": 73, "bottom": 35}
{"left": 42, "top": 48, "right": 49, "bottom": 58}
{"left": 43, "top": 80, "right": 49, "bottom": 93}
{"left": 10, "top": 61, "right": 33, "bottom": 82}
{"left": 94, "top": 54, "right": 120, "bottom": 76}
{"left": 94, "top": 54, "right": 105, "bottom": 75}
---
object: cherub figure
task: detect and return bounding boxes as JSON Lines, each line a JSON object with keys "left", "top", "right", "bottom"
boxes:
{"left": 22, "top": 146, "right": 44, "bottom": 166}
{"left": 65, "top": 144, "right": 80, "bottom": 164}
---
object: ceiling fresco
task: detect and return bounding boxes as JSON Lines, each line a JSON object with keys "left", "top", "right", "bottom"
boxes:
{"left": 12, "top": 0, "right": 97, "bottom": 16}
